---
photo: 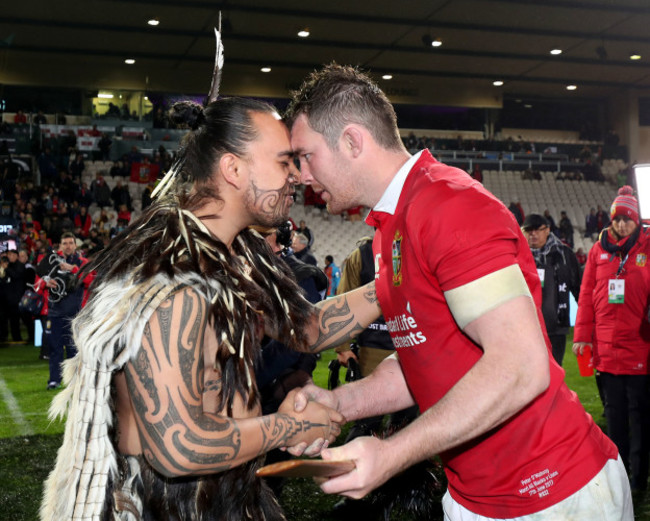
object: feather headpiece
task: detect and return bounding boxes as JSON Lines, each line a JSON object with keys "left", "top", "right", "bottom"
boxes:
{"left": 208, "top": 13, "right": 225, "bottom": 104}
{"left": 151, "top": 15, "right": 224, "bottom": 201}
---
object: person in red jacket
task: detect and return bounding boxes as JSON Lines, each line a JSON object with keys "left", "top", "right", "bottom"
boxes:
{"left": 573, "top": 186, "right": 650, "bottom": 493}
{"left": 73, "top": 206, "right": 93, "bottom": 238}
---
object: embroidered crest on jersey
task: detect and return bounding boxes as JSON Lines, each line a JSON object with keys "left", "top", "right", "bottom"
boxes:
{"left": 636, "top": 253, "right": 647, "bottom": 267}
{"left": 392, "top": 229, "right": 403, "bottom": 286}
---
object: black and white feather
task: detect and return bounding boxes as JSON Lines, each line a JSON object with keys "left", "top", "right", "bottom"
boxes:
{"left": 207, "top": 15, "right": 224, "bottom": 104}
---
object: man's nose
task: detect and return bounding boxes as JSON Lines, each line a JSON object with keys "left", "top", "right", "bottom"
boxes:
{"left": 298, "top": 162, "right": 313, "bottom": 185}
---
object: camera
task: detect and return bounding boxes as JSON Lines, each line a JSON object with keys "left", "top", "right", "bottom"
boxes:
{"left": 276, "top": 221, "right": 293, "bottom": 249}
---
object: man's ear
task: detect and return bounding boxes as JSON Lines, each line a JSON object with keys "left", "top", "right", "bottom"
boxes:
{"left": 341, "top": 125, "right": 364, "bottom": 159}
{"left": 219, "top": 153, "right": 243, "bottom": 189}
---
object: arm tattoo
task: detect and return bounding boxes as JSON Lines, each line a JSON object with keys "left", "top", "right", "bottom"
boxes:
{"left": 363, "top": 282, "right": 378, "bottom": 304}
{"left": 127, "top": 286, "right": 327, "bottom": 476}
{"left": 310, "top": 297, "right": 364, "bottom": 352}
{"left": 258, "top": 414, "right": 327, "bottom": 454}
{"left": 127, "top": 288, "right": 244, "bottom": 475}
{"left": 177, "top": 290, "right": 203, "bottom": 400}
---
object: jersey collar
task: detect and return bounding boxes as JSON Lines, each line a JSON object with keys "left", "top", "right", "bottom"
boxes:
{"left": 372, "top": 150, "right": 424, "bottom": 216}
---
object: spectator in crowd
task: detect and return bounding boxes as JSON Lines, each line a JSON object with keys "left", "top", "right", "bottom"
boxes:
{"left": 585, "top": 207, "right": 598, "bottom": 238}
{"left": 68, "top": 153, "right": 85, "bottom": 181}
{"left": 110, "top": 217, "right": 129, "bottom": 238}
{"left": 0, "top": 249, "right": 27, "bottom": 342}
{"left": 111, "top": 179, "right": 132, "bottom": 211}
{"left": 117, "top": 203, "right": 131, "bottom": 224}
{"left": 508, "top": 200, "right": 524, "bottom": 225}
{"left": 33, "top": 111, "right": 47, "bottom": 125}
{"left": 18, "top": 248, "right": 36, "bottom": 344}
{"left": 324, "top": 254, "right": 341, "bottom": 297}
{"left": 297, "top": 219, "right": 313, "bottom": 246}
{"left": 57, "top": 170, "right": 77, "bottom": 202}
{"left": 38, "top": 232, "right": 92, "bottom": 390}
{"left": 97, "top": 133, "right": 112, "bottom": 161}
{"left": 37, "top": 147, "right": 58, "bottom": 184}
{"left": 73, "top": 206, "right": 92, "bottom": 238}
{"left": 576, "top": 247, "right": 587, "bottom": 267}
{"left": 110, "top": 159, "right": 129, "bottom": 178}
{"left": 0, "top": 254, "right": 10, "bottom": 343}
{"left": 141, "top": 182, "right": 154, "bottom": 210}
{"left": 22, "top": 212, "right": 41, "bottom": 234}
{"left": 522, "top": 214, "right": 581, "bottom": 365}
{"left": 152, "top": 107, "right": 167, "bottom": 128}
{"left": 86, "top": 228, "right": 103, "bottom": 252}
{"left": 573, "top": 186, "right": 650, "bottom": 494}
{"left": 75, "top": 181, "right": 93, "bottom": 207}
{"left": 292, "top": 232, "right": 317, "bottom": 265}
{"left": 90, "top": 173, "right": 111, "bottom": 208}
{"left": 120, "top": 103, "right": 130, "bottom": 120}
{"left": 596, "top": 205, "right": 611, "bottom": 232}
{"left": 126, "top": 145, "right": 142, "bottom": 170}
{"left": 559, "top": 210, "right": 574, "bottom": 248}
{"left": 303, "top": 184, "right": 327, "bottom": 214}
{"left": 470, "top": 164, "right": 483, "bottom": 183}
{"left": 13, "top": 110, "right": 27, "bottom": 124}
{"left": 94, "top": 207, "right": 113, "bottom": 233}
{"left": 106, "top": 102, "right": 121, "bottom": 118}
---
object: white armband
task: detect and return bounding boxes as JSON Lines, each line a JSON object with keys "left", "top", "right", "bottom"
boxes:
{"left": 444, "top": 264, "right": 531, "bottom": 329}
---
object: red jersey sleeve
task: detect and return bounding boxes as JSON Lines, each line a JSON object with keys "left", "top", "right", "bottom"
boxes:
{"left": 410, "top": 182, "right": 522, "bottom": 292}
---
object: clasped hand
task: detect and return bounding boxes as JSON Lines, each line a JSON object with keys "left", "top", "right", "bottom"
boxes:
{"left": 287, "top": 384, "right": 397, "bottom": 499}
{"left": 277, "top": 388, "right": 343, "bottom": 451}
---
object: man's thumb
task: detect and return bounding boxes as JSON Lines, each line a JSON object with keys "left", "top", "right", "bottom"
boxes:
{"left": 294, "top": 390, "right": 307, "bottom": 412}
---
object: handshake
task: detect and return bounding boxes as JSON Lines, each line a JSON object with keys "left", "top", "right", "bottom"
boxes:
{"left": 277, "top": 385, "right": 343, "bottom": 457}
{"left": 274, "top": 382, "right": 396, "bottom": 501}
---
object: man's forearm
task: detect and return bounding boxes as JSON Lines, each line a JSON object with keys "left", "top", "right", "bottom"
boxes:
{"left": 306, "top": 282, "right": 381, "bottom": 353}
{"left": 128, "top": 366, "right": 331, "bottom": 478}
{"left": 334, "top": 355, "right": 416, "bottom": 421}
{"left": 381, "top": 296, "right": 550, "bottom": 475}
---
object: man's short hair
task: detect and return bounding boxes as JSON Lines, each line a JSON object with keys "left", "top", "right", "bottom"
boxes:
{"left": 61, "top": 232, "right": 76, "bottom": 241}
{"left": 294, "top": 233, "right": 309, "bottom": 247}
{"left": 285, "top": 63, "right": 404, "bottom": 152}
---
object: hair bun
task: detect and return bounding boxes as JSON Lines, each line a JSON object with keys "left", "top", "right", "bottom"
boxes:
{"left": 618, "top": 185, "right": 635, "bottom": 196}
{"left": 168, "top": 101, "right": 206, "bottom": 130}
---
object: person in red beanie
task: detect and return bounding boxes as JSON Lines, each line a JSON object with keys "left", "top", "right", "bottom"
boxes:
{"left": 573, "top": 185, "right": 650, "bottom": 493}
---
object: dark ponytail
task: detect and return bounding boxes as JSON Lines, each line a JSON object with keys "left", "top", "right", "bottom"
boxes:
{"left": 168, "top": 101, "right": 206, "bottom": 131}
{"left": 170, "top": 97, "right": 277, "bottom": 187}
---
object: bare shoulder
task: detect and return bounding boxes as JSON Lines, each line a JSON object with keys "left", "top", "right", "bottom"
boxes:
{"left": 126, "top": 285, "right": 210, "bottom": 416}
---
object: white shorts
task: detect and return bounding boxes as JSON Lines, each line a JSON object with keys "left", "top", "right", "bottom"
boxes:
{"left": 442, "top": 456, "right": 633, "bottom": 521}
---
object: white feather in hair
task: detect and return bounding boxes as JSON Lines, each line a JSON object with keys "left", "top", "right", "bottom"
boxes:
{"left": 208, "top": 15, "right": 225, "bottom": 104}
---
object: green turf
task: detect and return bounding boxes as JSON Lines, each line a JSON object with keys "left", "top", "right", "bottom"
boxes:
{"left": 0, "top": 345, "right": 65, "bottom": 438}
{"left": 2, "top": 335, "right": 650, "bottom": 519}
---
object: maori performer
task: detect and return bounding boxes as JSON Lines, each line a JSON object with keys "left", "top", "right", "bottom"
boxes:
{"left": 39, "top": 28, "right": 376, "bottom": 521}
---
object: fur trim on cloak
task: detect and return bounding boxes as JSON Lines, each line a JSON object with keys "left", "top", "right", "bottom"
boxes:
{"left": 40, "top": 199, "right": 312, "bottom": 521}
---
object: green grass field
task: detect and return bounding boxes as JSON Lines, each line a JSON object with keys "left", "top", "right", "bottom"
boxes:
{"left": 1, "top": 336, "right": 649, "bottom": 520}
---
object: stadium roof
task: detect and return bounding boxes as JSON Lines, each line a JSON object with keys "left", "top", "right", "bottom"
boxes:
{"left": 2, "top": 0, "right": 650, "bottom": 106}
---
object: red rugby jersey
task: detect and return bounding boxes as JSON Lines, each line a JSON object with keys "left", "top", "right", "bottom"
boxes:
{"left": 366, "top": 150, "right": 617, "bottom": 518}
